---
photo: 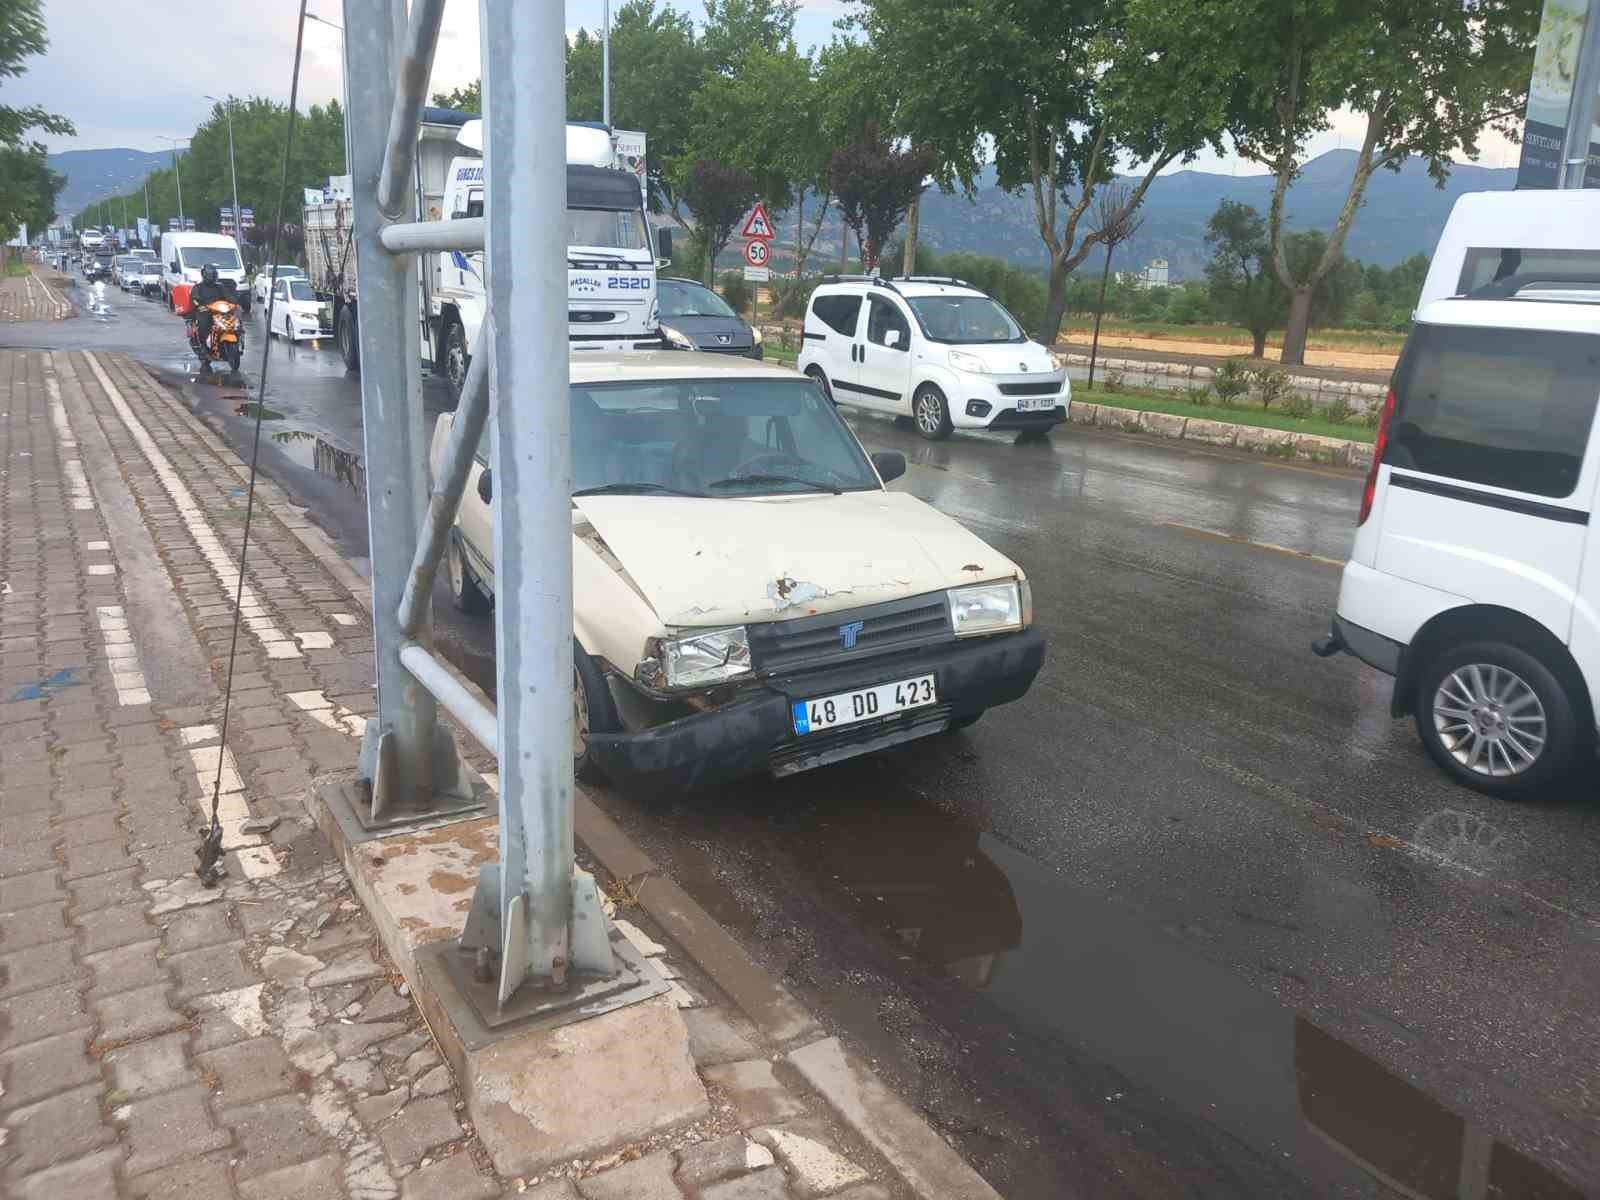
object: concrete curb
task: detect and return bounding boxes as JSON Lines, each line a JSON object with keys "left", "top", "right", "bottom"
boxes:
{"left": 1068, "top": 398, "right": 1374, "bottom": 470}
{"left": 126, "top": 356, "right": 1005, "bottom": 1200}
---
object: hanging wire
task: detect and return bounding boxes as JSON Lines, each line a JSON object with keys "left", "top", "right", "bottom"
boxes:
{"left": 197, "top": 0, "right": 312, "bottom": 886}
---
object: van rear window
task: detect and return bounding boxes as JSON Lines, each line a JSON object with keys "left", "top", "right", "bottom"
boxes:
{"left": 1386, "top": 324, "right": 1600, "bottom": 499}
{"left": 1457, "top": 249, "right": 1600, "bottom": 297}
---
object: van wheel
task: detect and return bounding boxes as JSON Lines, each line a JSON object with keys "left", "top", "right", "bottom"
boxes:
{"left": 1414, "top": 641, "right": 1585, "bottom": 798}
{"left": 445, "top": 532, "right": 489, "bottom": 615}
{"left": 805, "top": 365, "right": 833, "bottom": 403}
{"left": 913, "top": 384, "right": 953, "bottom": 440}
{"left": 574, "top": 643, "right": 620, "bottom": 784}
{"left": 337, "top": 306, "right": 361, "bottom": 370}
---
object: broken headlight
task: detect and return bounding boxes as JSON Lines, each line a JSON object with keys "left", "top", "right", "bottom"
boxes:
{"left": 637, "top": 626, "right": 752, "bottom": 690}
{"left": 947, "top": 580, "right": 1027, "bottom": 638}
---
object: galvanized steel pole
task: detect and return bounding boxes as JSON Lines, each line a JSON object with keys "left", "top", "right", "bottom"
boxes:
{"left": 1561, "top": 11, "right": 1600, "bottom": 188}
{"left": 343, "top": 0, "right": 440, "bottom": 814}
{"left": 480, "top": 0, "right": 576, "bottom": 1003}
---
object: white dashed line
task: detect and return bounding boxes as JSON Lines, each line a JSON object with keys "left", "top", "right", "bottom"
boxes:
{"left": 295, "top": 631, "right": 333, "bottom": 649}
{"left": 95, "top": 606, "right": 150, "bottom": 706}
{"left": 62, "top": 459, "right": 95, "bottom": 510}
{"left": 87, "top": 563, "right": 115, "bottom": 576}
{"left": 86, "top": 540, "right": 109, "bottom": 551}
{"left": 81, "top": 352, "right": 302, "bottom": 660}
{"left": 179, "top": 723, "right": 280, "bottom": 880}
{"left": 330, "top": 613, "right": 357, "bottom": 626}
{"left": 43, "top": 367, "right": 76, "bottom": 449}
{"left": 286, "top": 689, "right": 368, "bottom": 738}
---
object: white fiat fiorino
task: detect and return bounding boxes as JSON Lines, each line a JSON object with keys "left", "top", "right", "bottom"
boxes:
{"left": 430, "top": 352, "right": 1046, "bottom": 789}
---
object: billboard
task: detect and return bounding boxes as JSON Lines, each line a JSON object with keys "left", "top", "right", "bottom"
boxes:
{"left": 1518, "top": 0, "right": 1600, "bottom": 187}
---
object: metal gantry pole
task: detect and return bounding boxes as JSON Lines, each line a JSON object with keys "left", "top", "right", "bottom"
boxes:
{"left": 1561, "top": 9, "right": 1600, "bottom": 188}
{"left": 480, "top": 0, "right": 582, "bottom": 1004}
{"left": 343, "top": 0, "right": 461, "bottom": 818}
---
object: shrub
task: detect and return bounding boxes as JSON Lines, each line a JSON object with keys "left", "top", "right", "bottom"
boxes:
{"left": 1324, "top": 398, "right": 1355, "bottom": 425}
{"left": 1103, "top": 367, "right": 1126, "bottom": 393}
{"left": 719, "top": 271, "right": 752, "bottom": 313}
{"left": 1181, "top": 384, "right": 1211, "bottom": 406}
{"left": 1213, "top": 360, "right": 1251, "bottom": 406}
{"left": 1281, "top": 393, "right": 1315, "bottom": 419}
{"left": 1250, "top": 366, "right": 1291, "bottom": 410}
{"left": 770, "top": 274, "right": 820, "bottom": 321}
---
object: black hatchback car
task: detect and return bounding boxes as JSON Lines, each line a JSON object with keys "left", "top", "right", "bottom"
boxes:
{"left": 657, "top": 276, "right": 763, "bottom": 358}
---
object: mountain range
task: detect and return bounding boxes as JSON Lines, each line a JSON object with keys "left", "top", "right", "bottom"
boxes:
{"left": 48, "top": 148, "right": 173, "bottom": 220}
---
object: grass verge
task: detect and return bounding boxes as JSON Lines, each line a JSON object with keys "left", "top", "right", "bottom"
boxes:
{"left": 3, "top": 258, "right": 31, "bottom": 278}
{"left": 1079, "top": 385, "right": 1375, "bottom": 444}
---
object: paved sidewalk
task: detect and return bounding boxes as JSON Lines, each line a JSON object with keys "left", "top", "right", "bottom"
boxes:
{"left": 0, "top": 348, "right": 992, "bottom": 1199}
{"left": 0, "top": 265, "right": 73, "bottom": 322}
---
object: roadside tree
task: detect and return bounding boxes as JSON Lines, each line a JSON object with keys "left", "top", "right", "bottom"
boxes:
{"left": 1128, "top": 0, "right": 1540, "bottom": 364}
{"left": 827, "top": 122, "right": 932, "bottom": 273}
{"left": 1203, "top": 199, "right": 1282, "bottom": 356}
{"left": 0, "top": 0, "right": 74, "bottom": 244}
{"left": 1087, "top": 182, "right": 1144, "bottom": 388}
{"left": 678, "top": 159, "right": 758, "bottom": 286}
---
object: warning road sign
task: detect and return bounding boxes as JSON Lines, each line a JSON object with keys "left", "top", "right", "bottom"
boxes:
{"left": 740, "top": 202, "right": 774, "bottom": 241}
{"left": 743, "top": 239, "right": 769, "bottom": 267}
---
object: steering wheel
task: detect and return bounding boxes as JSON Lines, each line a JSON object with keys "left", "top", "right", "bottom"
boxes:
{"left": 727, "top": 452, "right": 814, "bottom": 479}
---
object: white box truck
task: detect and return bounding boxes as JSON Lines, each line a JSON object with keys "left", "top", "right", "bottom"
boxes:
{"left": 304, "top": 107, "right": 666, "bottom": 397}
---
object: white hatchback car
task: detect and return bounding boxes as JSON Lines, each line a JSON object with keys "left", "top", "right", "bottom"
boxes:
{"left": 254, "top": 264, "right": 305, "bottom": 307}
{"left": 430, "top": 352, "right": 1046, "bottom": 789}
{"left": 796, "top": 276, "right": 1068, "bottom": 440}
{"left": 264, "top": 276, "right": 330, "bottom": 342}
{"left": 1316, "top": 280, "right": 1600, "bottom": 797}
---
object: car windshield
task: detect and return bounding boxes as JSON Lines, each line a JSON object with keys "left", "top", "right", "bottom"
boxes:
{"left": 907, "top": 295, "right": 1023, "bottom": 343}
{"left": 548, "top": 378, "right": 880, "bottom": 496}
{"left": 285, "top": 280, "right": 316, "bottom": 301}
{"left": 271, "top": 266, "right": 303, "bottom": 277}
{"left": 141, "top": 264, "right": 162, "bottom": 275}
{"left": 659, "top": 280, "right": 737, "bottom": 319}
{"left": 567, "top": 206, "right": 649, "bottom": 252}
{"left": 180, "top": 246, "right": 242, "bottom": 271}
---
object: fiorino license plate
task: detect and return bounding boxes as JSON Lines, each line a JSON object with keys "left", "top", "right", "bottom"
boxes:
{"left": 1016, "top": 395, "right": 1056, "bottom": 412}
{"left": 792, "top": 675, "right": 937, "bottom": 734}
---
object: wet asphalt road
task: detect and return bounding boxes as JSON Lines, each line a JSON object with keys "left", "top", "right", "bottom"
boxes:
{"left": 8, "top": 277, "right": 1598, "bottom": 1199}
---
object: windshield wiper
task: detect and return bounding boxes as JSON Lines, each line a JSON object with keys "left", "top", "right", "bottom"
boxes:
{"left": 708, "top": 474, "right": 842, "bottom": 495}
{"left": 572, "top": 482, "right": 702, "bottom": 497}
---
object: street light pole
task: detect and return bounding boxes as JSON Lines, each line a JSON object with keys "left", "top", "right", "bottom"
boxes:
{"left": 602, "top": 0, "right": 611, "bottom": 126}
{"left": 207, "top": 95, "right": 243, "bottom": 243}
{"left": 159, "top": 136, "right": 188, "bottom": 229}
{"left": 305, "top": 13, "right": 350, "bottom": 176}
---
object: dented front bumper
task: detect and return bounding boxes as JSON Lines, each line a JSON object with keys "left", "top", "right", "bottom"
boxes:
{"left": 586, "top": 628, "right": 1046, "bottom": 791}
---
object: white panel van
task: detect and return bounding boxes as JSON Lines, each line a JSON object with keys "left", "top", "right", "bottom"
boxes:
{"left": 161, "top": 232, "right": 247, "bottom": 309}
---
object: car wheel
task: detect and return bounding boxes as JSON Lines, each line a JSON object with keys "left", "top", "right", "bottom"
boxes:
{"left": 445, "top": 532, "right": 489, "bottom": 616}
{"left": 1414, "top": 640, "right": 1586, "bottom": 798}
{"left": 913, "top": 384, "right": 953, "bottom": 441}
{"left": 442, "top": 318, "right": 469, "bottom": 402}
{"left": 805, "top": 365, "right": 833, "bottom": 404}
{"left": 574, "top": 642, "right": 620, "bottom": 784}
{"left": 285, "top": 314, "right": 294, "bottom": 342}
{"left": 337, "top": 305, "right": 361, "bottom": 370}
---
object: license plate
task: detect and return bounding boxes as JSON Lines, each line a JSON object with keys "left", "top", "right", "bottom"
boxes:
{"left": 792, "top": 675, "right": 937, "bottom": 734}
{"left": 1016, "top": 395, "right": 1056, "bottom": 412}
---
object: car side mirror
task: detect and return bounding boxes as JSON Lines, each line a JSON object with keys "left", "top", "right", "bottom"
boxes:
{"left": 871, "top": 451, "right": 906, "bottom": 484}
{"left": 657, "top": 228, "right": 672, "bottom": 260}
{"left": 885, "top": 328, "right": 903, "bottom": 350}
{"left": 477, "top": 469, "right": 492, "bottom": 504}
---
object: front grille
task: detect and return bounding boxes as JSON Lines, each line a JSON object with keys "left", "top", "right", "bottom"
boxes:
{"left": 748, "top": 593, "right": 951, "bottom": 674}
{"left": 998, "top": 380, "right": 1063, "bottom": 396}
{"left": 769, "top": 703, "right": 953, "bottom": 777}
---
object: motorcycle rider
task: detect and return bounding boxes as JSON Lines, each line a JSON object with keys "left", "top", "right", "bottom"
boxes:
{"left": 188, "top": 263, "right": 238, "bottom": 351}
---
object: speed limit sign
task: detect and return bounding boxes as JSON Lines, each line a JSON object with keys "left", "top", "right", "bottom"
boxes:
{"left": 743, "top": 239, "right": 769, "bottom": 268}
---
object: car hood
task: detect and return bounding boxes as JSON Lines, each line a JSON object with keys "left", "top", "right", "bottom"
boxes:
{"left": 573, "top": 490, "right": 1018, "bottom": 627}
{"left": 661, "top": 314, "right": 753, "bottom": 350}
{"left": 937, "top": 338, "right": 1058, "bottom": 379}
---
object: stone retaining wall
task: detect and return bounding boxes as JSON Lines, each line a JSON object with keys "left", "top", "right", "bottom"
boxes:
{"left": 1063, "top": 352, "right": 1388, "bottom": 416}
{"left": 1069, "top": 399, "right": 1373, "bottom": 470}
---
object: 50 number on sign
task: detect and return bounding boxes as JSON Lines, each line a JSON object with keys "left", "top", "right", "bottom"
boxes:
{"left": 744, "top": 239, "right": 769, "bottom": 267}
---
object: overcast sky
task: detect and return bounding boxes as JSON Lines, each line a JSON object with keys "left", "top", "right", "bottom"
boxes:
{"left": 11, "top": 0, "right": 1518, "bottom": 175}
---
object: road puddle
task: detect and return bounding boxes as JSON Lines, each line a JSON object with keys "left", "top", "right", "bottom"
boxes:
{"left": 781, "top": 790, "right": 1583, "bottom": 1198}
{"left": 266, "top": 427, "right": 367, "bottom": 498}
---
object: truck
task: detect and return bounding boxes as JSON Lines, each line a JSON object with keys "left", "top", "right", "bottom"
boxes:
{"left": 304, "top": 106, "right": 666, "bottom": 396}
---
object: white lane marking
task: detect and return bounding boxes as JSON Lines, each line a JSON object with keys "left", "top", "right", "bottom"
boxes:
{"left": 86, "top": 540, "right": 109, "bottom": 551}
{"left": 63, "top": 459, "right": 95, "bottom": 510}
{"left": 87, "top": 563, "right": 115, "bottom": 576}
{"left": 330, "top": 613, "right": 357, "bottom": 626}
{"left": 80, "top": 352, "right": 302, "bottom": 660}
{"left": 179, "top": 723, "right": 279, "bottom": 880}
{"left": 43, "top": 367, "right": 76, "bottom": 449}
{"left": 295, "top": 631, "right": 333, "bottom": 649}
{"left": 1158, "top": 521, "right": 1343, "bottom": 568}
{"left": 286, "top": 689, "right": 368, "bottom": 738}
{"left": 29, "top": 268, "right": 68, "bottom": 318}
{"left": 95, "top": 606, "right": 149, "bottom": 706}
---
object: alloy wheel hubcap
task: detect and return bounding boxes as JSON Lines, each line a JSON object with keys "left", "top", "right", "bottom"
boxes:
{"left": 917, "top": 393, "right": 938, "bottom": 432}
{"left": 1432, "top": 663, "right": 1547, "bottom": 777}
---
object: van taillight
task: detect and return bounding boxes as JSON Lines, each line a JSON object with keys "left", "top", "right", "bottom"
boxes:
{"left": 1358, "top": 387, "right": 1397, "bottom": 526}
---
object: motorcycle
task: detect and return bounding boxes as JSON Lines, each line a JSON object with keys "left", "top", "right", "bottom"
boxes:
{"left": 187, "top": 298, "right": 245, "bottom": 373}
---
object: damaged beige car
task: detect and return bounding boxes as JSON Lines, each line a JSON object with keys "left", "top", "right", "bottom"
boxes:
{"left": 430, "top": 352, "right": 1045, "bottom": 790}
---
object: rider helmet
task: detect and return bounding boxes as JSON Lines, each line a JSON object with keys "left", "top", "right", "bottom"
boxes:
{"left": 200, "top": 264, "right": 219, "bottom": 285}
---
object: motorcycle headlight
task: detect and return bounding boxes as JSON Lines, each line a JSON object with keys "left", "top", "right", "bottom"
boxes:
{"left": 662, "top": 325, "right": 694, "bottom": 350}
{"left": 751, "top": 324, "right": 764, "bottom": 345}
{"left": 948, "top": 349, "right": 989, "bottom": 375}
{"left": 947, "top": 580, "right": 1026, "bottom": 638}
{"left": 637, "top": 626, "right": 752, "bottom": 690}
